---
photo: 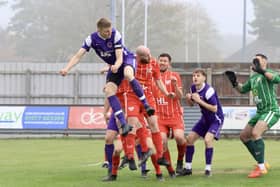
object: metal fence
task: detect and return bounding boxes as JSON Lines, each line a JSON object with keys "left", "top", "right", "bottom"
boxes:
{"left": 1, "top": 61, "right": 280, "bottom": 106}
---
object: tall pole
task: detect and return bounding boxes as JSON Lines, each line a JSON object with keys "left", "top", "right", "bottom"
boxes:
{"left": 196, "top": 3, "right": 200, "bottom": 66}
{"left": 111, "top": 0, "right": 116, "bottom": 28}
{"left": 144, "top": 0, "right": 148, "bottom": 46}
{"left": 242, "top": 0, "right": 247, "bottom": 61}
{"left": 122, "top": 0, "right": 125, "bottom": 45}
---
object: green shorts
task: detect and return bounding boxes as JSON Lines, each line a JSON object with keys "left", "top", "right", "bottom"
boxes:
{"left": 248, "top": 111, "right": 280, "bottom": 129}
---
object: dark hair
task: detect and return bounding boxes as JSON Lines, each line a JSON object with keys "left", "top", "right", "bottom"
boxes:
{"left": 158, "top": 53, "right": 172, "bottom": 62}
{"left": 97, "top": 18, "right": 111, "bottom": 29}
{"left": 255, "top": 53, "right": 268, "bottom": 60}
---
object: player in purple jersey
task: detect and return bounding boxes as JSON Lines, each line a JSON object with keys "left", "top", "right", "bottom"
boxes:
{"left": 59, "top": 18, "right": 154, "bottom": 136}
{"left": 179, "top": 68, "right": 224, "bottom": 177}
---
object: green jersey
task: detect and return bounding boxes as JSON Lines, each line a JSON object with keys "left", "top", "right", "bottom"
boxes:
{"left": 240, "top": 69, "right": 280, "bottom": 114}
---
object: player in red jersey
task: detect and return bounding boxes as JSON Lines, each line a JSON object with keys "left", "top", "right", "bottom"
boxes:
{"left": 102, "top": 68, "right": 152, "bottom": 181}
{"left": 125, "top": 45, "right": 174, "bottom": 168}
{"left": 152, "top": 53, "right": 186, "bottom": 175}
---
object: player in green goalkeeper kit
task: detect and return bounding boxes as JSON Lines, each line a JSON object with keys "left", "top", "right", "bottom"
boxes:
{"left": 225, "top": 53, "right": 280, "bottom": 178}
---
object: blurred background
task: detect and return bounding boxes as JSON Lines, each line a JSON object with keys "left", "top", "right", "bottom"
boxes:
{"left": 0, "top": 0, "right": 280, "bottom": 135}
{"left": 0, "top": 0, "right": 280, "bottom": 106}
{"left": 0, "top": 0, "right": 279, "bottom": 63}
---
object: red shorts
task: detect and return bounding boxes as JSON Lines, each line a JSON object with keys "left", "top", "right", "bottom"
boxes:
{"left": 125, "top": 92, "right": 156, "bottom": 118}
{"left": 158, "top": 116, "right": 185, "bottom": 134}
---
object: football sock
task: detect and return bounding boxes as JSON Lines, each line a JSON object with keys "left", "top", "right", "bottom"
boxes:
{"left": 129, "top": 79, "right": 149, "bottom": 108}
{"left": 163, "top": 149, "right": 175, "bottom": 173}
{"left": 112, "top": 155, "right": 120, "bottom": 175}
{"left": 254, "top": 138, "right": 265, "bottom": 164}
{"left": 105, "top": 144, "right": 114, "bottom": 172}
{"left": 244, "top": 140, "right": 257, "bottom": 161}
{"left": 205, "top": 147, "right": 213, "bottom": 165}
{"left": 185, "top": 145, "right": 194, "bottom": 163}
{"left": 125, "top": 134, "right": 136, "bottom": 159}
{"left": 136, "top": 127, "right": 148, "bottom": 152}
{"left": 177, "top": 143, "right": 186, "bottom": 161}
{"left": 108, "top": 95, "right": 126, "bottom": 126}
{"left": 152, "top": 132, "right": 163, "bottom": 158}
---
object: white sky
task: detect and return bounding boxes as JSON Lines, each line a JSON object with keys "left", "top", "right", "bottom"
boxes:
{"left": 0, "top": 0, "right": 254, "bottom": 35}
{"left": 0, "top": 1, "right": 13, "bottom": 28}
{"left": 193, "top": 0, "right": 255, "bottom": 35}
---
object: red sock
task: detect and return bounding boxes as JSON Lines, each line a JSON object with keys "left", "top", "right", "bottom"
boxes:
{"left": 125, "top": 134, "right": 136, "bottom": 159}
{"left": 136, "top": 127, "right": 148, "bottom": 152}
{"left": 121, "top": 136, "right": 128, "bottom": 156}
{"left": 112, "top": 155, "right": 120, "bottom": 175}
{"left": 163, "top": 149, "right": 175, "bottom": 173}
{"left": 177, "top": 143, "right": 186, "bottom": 161}
{"left": 152, "top": 132, "right": 163, "bottom": 158}
{"left": 151, "top": 154, "right": 161, "bottom": 175}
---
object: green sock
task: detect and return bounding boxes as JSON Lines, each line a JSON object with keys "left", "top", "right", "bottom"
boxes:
{"left": 254, "top": 139, "right": 265, "bottom": 164}
{"left": 244, "top": 140, "right": 257, "bottom": 161}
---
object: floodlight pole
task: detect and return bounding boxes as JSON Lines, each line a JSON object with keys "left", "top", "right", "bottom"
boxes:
{"left": 242, "top": 0, "right": 247, "bottom": 61}
{"left": 122, "top": 0, "right": 125, "bottom": 45}
{"left": 110, "top": 0, "right": 116, "bottom": 28}
{"left": 144, "top": 0, "right": 148, "bottom": 47}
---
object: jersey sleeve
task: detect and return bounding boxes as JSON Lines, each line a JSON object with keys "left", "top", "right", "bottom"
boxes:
{"left": 152, "top": 61, "right": 161, "bottom": 80}
{"left": 240, "top": 79, "right": 252, "bottom": 93}
{"left": 82, "top": 35, "right": 92, "bottom": 52}
{"left": 205, "top": 87, "right": 217, "bottom": 105}
{"left": 114, "top": 30, "right": 122, "bottom": 49}
{"left": 173, "top": 72, "right": 182, "bottom": 88}
{"left": 267, "top": 69, "right": 280, "bottom": 84}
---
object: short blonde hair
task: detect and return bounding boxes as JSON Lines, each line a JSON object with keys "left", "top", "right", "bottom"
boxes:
{"left": 97, "top": 18, "right": 112, "bottom": 29}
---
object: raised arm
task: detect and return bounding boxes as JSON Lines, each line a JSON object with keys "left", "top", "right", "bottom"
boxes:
{"left": 59, "top": 48, "right": 87, "bottom": 76}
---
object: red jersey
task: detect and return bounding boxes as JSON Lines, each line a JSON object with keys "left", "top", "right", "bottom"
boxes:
{"left": 127, "top": 58, "right": 160, "bottom": 94}
{"left": 152, "top": 70, "right": 183, "bottom": 120}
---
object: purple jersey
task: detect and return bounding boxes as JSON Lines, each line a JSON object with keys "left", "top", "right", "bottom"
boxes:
{"left": 82, "top": 28, "right": 133, "bottom": 65}
{"left": 191, "top": 83, "right": 224, "bottom": 123}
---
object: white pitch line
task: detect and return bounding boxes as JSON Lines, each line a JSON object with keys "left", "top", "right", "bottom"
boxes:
{"left": 83, "top": 162, "right": 102, "bottom": 167}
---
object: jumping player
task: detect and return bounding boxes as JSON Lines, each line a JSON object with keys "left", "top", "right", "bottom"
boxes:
{"left": 59, "top": 17, "right": 154, "bottom": 136}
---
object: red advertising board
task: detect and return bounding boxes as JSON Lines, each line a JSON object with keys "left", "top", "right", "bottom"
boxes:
{"left": 68, "top": 106, "right": 107, "bottom": 129}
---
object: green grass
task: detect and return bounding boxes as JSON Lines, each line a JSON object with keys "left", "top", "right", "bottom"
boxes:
{"left": 0, "top": 138, "right": 279, "bottom": 187}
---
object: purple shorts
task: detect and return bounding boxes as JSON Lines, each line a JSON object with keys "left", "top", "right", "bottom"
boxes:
{"left": 107, "top": 113, "right": 119, "bottom": 132}
{"left": 192, "top": 116, "right": 223, "bottom": 140}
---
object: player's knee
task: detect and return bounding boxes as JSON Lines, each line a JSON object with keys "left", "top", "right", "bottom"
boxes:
{"left": 204, "top": 138, "right": 213, "bottom": 147}
{"left": 251, "top": 130, "right": 261, "bottom": 140}
{"left": 175, "top": 136, "right": 186, "bottom": 145}
{"left": 105, "top": 136, "right": 114, "bottom": 144}
{"left": 114, "top": 148, "right": 122, "bottom": 155}
{"left": 239, "top": 130, "right": 250, "bottom": 142}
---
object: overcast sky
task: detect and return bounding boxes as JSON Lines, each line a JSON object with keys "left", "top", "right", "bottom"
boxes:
{"left": 0, "top": 0, "right": 254, "bottom": 36}
{"left": 192, "top": 0, "right": 254, "bottom": 35}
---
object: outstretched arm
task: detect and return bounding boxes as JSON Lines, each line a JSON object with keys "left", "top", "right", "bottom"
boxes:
{"left": 59, "top": 48, "right": 86, "bottom": 76}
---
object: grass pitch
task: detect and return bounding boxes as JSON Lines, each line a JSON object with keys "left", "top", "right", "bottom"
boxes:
{"left": 0, "top": 138, "right": 279, "bottom": 187}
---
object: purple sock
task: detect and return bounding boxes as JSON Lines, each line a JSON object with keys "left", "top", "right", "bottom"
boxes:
{"left": 105, "top": 144, "right": 114, "bottom": 172}
{"left": 205, "top": 147, "right": 213, "bottom": 165}
{"left": 136, "top": 144, "right": 146, "bottom": 172}
{"left": 185, "top": 145, "right": 194, "bottom": 163}
{"left": 129, "top": 79, "right": 148, "bottom": 108}
{"left": 107, "top": 95, "right": 126, "bottom": 126}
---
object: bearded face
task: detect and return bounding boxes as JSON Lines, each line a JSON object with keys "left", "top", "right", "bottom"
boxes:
{"left": 139, "top": 55, "right": 150, "bottom": 64}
